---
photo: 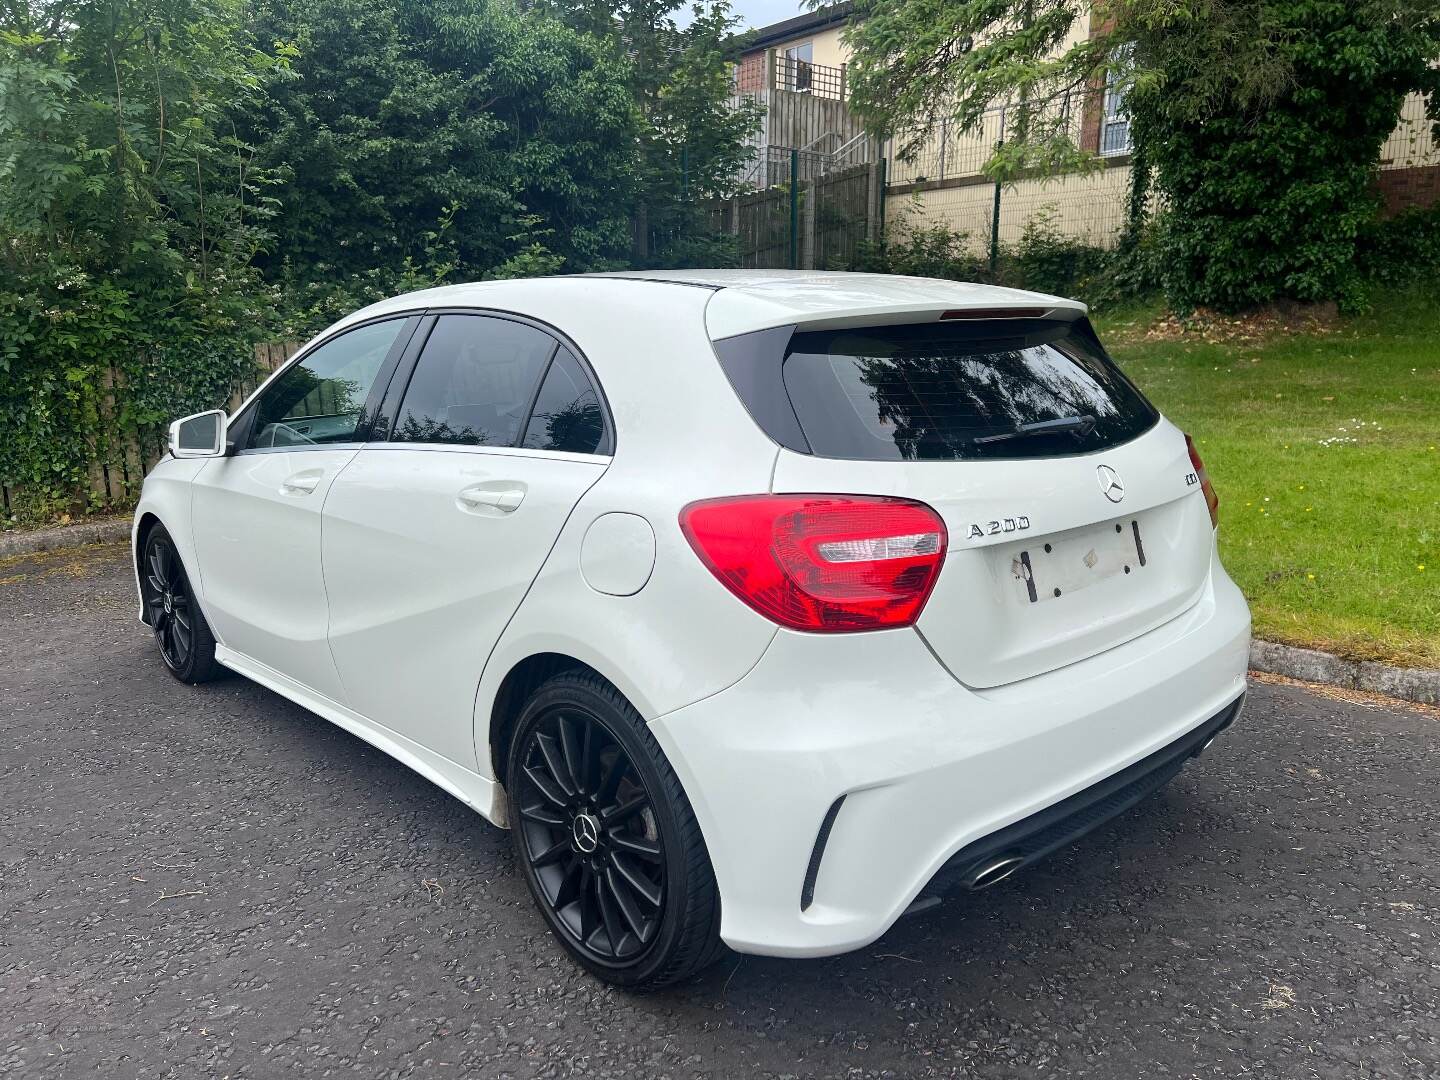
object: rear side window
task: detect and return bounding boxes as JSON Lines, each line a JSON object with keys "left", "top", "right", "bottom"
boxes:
{"left": 521, "top": 347, "right": 610, "bottom": 454}
{"left": 729, "top": 318, "right": 1156, "bottom": 461}
{"left": 393, "top": 315, "right": 556, "bottom": 447}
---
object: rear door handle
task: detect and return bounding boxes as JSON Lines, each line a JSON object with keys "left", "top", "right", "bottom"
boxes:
{"left": 458, "top": 486, "right": 525, "bottom": 513}
{"left": 280, "top": 469, "right": 323, "bottom": 495}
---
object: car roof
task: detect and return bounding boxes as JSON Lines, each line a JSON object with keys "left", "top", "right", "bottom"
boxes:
{"left": 333, "top": 271, "right": 1084, "bottom": 341}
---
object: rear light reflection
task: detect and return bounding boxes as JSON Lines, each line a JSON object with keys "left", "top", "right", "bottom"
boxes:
{"left": 679, "top": 495, "right": 948, "bottom": 632}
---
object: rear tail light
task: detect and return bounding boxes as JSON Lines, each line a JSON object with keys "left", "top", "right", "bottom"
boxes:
{"left": 1185, "top": 434, "right": 1219, "bottom": 527}
{"left": 679, "top": 494, "right": 948, "bottom": 632}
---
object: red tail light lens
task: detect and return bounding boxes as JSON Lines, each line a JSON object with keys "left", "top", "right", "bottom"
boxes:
{"left": 679, "top": 495, "right": 948, "bottom": 632}
{"left": 1186, "top": 434, "right": 1219, "bottom": 527}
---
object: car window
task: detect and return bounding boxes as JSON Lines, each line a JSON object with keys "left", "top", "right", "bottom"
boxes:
{"left": 520, "top": 347, "right": 609, "bottom": 454}
{"left": 392, "top": 315, "right": 557, "bottom": 447}
{"left": 779, "top": 320, "right": 1157, "bottom": 461}
{"left": 248, "top": 320, "right": 405, "bottom": 449}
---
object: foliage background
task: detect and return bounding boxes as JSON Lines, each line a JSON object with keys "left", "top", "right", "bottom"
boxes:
{"left": 838, "top": 0, "right": 1440, "bottom": 312}
{"left": 2, "top": 0, "right": 1439, "bottom": 527}
{"left": 0, "top": 0, "right": 758, "bottom": 523}
{"left": 0, "top": 0, "right": 278, "bottom": 519}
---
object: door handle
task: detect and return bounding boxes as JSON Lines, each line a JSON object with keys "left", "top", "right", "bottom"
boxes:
{"left": 458, "top": 486, "right": 525, "bottom": 513}
{"left": 280, "top": 469, "right": 323, "bottom": 496}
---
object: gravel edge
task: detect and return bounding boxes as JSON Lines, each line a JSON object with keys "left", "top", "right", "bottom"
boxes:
{"left": 5, "top": 516, "right": 1436, "bottom": 706}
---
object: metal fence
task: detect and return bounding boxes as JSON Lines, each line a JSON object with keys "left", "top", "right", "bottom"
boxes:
{"left": 713, "top": 156, "right": 882, "bottom": 269}
{"left": 1380, "top": 92, "right": 1439, "bottom": 170}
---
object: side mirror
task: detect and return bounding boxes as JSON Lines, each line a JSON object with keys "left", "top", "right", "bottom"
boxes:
{"left": 168, "top": 409, "right": 228, "bottom": 458}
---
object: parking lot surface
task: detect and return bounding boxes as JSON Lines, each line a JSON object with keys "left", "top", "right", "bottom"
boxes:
{"left": 2, "top": 542, "right": 1438, "bottom": 1078}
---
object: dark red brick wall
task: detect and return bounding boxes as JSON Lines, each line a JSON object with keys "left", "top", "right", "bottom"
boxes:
{"left": 1378, "top": 166, "right": 1440, "bottom": 217}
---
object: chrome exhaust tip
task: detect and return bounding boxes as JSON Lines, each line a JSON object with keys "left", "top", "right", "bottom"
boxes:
{"left": 964, "top": 853, "right": 1026, "bottom": 891}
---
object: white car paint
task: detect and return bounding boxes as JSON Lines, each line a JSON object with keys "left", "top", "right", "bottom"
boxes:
{"left": 132, "top": 271, "right": 1250, "bottom": 958}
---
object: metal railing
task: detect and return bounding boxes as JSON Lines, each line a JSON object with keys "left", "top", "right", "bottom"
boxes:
{"left": 773, "top": 55, "right": 846, "bottom": 101}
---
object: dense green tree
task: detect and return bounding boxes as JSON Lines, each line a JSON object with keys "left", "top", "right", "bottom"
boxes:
{"left": 0, "top": 0, "right": 280, "bottom": 517}
{"left": 836, "top": 0, "right": 1440, "bottom": 310}
{"left": 542, "top": 0, "right": 763, "bottom": 265}
{"left": 247, "top": 0, "right": 639, "bottom": 297}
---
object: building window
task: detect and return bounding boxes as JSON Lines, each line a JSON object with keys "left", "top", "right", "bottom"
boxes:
{"left": 782, "top": 41, "right": 813, "bottom": 93}
{"left": 1100, "top": 55, "right": 1131, "bottom": 156}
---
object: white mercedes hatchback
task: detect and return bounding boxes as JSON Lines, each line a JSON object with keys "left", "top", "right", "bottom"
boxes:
{"left": 134, "top": 271, "right": 1250, "bottom": 989}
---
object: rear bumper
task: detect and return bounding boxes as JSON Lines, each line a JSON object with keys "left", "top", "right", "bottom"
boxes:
{"left": 917, "top": 693, "right": 1241, "bottom": 899}
{"left": 649, "top": 553, "right": 1250, "bottom": 958}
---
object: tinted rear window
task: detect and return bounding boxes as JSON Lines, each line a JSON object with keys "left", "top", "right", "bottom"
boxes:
{"left": 778, "top": 319, "right": 1156, "bottom": 461}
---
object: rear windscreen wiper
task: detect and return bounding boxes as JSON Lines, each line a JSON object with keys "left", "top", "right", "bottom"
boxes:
{"left": 972, "top": 414, "right": 1098, "bottom": 446}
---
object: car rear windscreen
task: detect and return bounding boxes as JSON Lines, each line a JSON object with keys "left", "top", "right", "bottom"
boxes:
{"left": 774, "top": 318, "right": 1158, "bottom": 461}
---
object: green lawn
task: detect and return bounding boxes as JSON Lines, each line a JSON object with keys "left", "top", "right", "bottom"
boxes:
{"left": 1095, "top": 286, "right": 1440, "bottom": 668}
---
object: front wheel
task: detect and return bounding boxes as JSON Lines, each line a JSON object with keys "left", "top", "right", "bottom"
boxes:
{"left": 506, "top": 671, "right": 725, "bottom": 990}
{"left": 140, "top": 524, "right": 222, "bottom": 684}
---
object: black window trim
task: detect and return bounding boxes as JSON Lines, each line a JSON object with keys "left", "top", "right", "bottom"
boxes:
{"left": 376, "top": 306, "right": 615, "bottom": 457}
{"left": 228, "top": 313, "right": 422, "bottom": 456}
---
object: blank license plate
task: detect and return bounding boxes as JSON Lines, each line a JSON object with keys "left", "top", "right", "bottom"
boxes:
{"left": 1014, "top": 520, "right": 1146, "bottom": 604}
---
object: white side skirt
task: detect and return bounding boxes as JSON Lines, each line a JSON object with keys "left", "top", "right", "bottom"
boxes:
{"left": 215, "top": 645, "right": 508, "bottom": 827}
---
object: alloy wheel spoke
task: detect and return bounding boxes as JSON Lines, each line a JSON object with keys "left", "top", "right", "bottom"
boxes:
{"left": 557, "top": 716, "right": 585, "bottom": 797}
{"left": 608, "top": 831, "right": 662, "bottom": 862}
{"left": 536, "top": 732, "right": 577, "bottom": 799}
{"left": 553, "top": 856, "right": 584, "bottom": 909}
{"left": 596, "top": 868, "right": 626, "bottom": 952}
{"left": 584, "top": 871, "right": 614, "bottom": 953}
{"left": 576, "top": 864, "right": 597, "bottom": 940}
{"left": 533, "top": 837, "right": 570, "bottom": 869}
{"left": 158, "top": 542, "right": 176, "bottom": 588}
{"left": 519, "top": 803, "right": 566, "bottom": 828}
{"left": 610, "top": 852, "right": 661, "bottom": 908}
{"left": 524, "top": 762, "right": 569, "bottom": 809}
{"left": 605, "top": 865, "right": 650, "bottom": 941}
{"left": 594, "top": 751, "right": 627, "bottom": 806}
{"left": 600, "top": 792, "right": 648, "bottom": 826}
{"left": 578, "top": 720, "right": 599, "bottom": 796}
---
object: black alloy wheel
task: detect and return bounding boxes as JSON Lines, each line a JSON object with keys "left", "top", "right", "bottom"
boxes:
{"left": 144, "top": 533, "right": 195, "bottom": 670}
{"left": 140, "top": 524, "right": 221, "bottom": 684}
{"left": 506, "top": 671, "right": 724, "bottom": 989}
{"left": 514, "top": 705, "right": 666, "bottom": 963}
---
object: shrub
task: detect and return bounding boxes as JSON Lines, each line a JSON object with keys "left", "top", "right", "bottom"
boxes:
{"left": 1356, "top": 205, "right": 1440, "bottom": 286}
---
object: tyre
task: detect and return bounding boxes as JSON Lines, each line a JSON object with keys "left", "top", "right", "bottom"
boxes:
{"left": 140, "top": 523, "right": 223, "bottom": 684}
{"left": 506, "top": 670, "right": 725, "bottom": 990}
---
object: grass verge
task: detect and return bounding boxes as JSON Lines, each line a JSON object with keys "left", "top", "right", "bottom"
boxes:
{"left": 1098, "top": 286, "right": 1439, "bottom": 668}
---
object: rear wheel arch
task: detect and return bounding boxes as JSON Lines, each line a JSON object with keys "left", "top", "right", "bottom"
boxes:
{"left": 489, "top": 653, "right": 604, "bottom": 784}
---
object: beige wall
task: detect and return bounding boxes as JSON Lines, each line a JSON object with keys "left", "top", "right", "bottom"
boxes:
{"left": 884, "top": 164, "right": 1134, "bottom": 251}
{"left": 762, "top": 7, "right": 1095, "bottom": 69}
{"left": 761, "top": 24, "right": 849, "bottom": 71}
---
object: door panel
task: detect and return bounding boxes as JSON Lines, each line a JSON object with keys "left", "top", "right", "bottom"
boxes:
{"left": 322, "top": 447, "right": 606, "bottom": 769}
{"left": 191, "top": 448, "right": 361, "bottom": 701}
{"left": 188, "top": 315, "right": 413, "bottom": 699}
